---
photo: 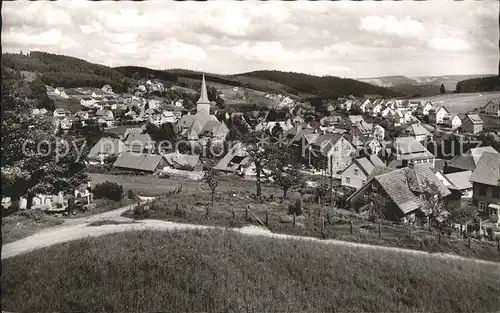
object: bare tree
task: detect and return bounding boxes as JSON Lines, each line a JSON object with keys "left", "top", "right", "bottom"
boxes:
{"left": 204, "top": 162, "right": 220, "bottom": 207}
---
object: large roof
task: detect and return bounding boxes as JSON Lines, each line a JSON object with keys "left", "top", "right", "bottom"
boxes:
{"left": 404, "top": 123, "right": 431, "bottom": 136}
{"left": 470, "top": 152, "right": 500, "bottom": 186}
{"left": 113, "top": 152, "right": 162, "bottom": 172}
{"left": 444, "top": 171, "right": 473, "bottom": 190}
{"left": 466, "top": 114, "right": 483, "bottom": 124}
{"left": 88, "top": 137, "right": 126, "bottom": 158}
{"left": 469, "top": 146, "right": 499, "bottom": 165}
{"left": 394, "top": 137, "right": 434, "bottom": 160}
{"left": 163, "top": 153, "right": 201, "bottom": 169}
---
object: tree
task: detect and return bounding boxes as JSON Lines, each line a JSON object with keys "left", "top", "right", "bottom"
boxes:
{"left": 1, "top": 70, "right": 88, "bottom": 210}
{"left": 440, "top": 84, "right": 446, "bottom": 94}
{"left": 350, "top": 105, "right": 363, "bottom": 115}
{"left": 242, "top": 131, "right": 273, "bottom": 198}
{"left": 29, "top": 76, "right": 55, "bottom": 111}
{"left": 93, "top": 181, "right": 123, "bottom": 201}
{"left": 204, "top": 162, "right": 220, "bottom": 206}
{"left": 215, "top": 97, "right": 225, "bottom": 109}
{"left": 267, "top": 147, "right": 304, "bottom": 200}
{"left": 419, "top": 180, "right": 449, "bottom": 232}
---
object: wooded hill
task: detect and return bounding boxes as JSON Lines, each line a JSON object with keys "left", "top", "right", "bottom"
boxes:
{"left": 2, "top": 51, "right": 402, "bottom": 99}
{"left": 455, "top": 75, "right": 500, "bottom": 93}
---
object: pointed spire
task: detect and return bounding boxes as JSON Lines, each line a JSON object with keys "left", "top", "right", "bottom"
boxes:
{"left": 197, "top": 73, "right": 210, "bottom": 105}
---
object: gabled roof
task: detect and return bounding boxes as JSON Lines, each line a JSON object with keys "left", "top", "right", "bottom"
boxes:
{"left": 470, "top": 152, "right": 500, "bottom": 186}
{"left": 214, "top": 142, "right": 252, "bottom": 172}
{"left": 404, "top": 123, "right": 431, "bottom": 136}
{"left": 350, "top": 166, "right": 450, "bottom": 215}
{"left": 348, "top": 115, "right": 364, "bottom": 124}
{"left": 470, "top": 146, "right": 499, "bottom": 165}
{"left": 466, "top": 114, "right": 483, "bottom": 124}
{"left": 444, "top": 171, "right": 473, "bottom": 190}
{"left": 88, "top": 137, "right": 126, "bottom": 158}
{"left": 113, "top": 152, "right": 162, "bottom": 172}
{"left": 394, "top": 137, "right": 433, "bottom": 157}
{"left": 124, "top": 133, "right": 153, "bottom": 145}
{"left": 163, "top": 153, "right": 201, "bottom": 169}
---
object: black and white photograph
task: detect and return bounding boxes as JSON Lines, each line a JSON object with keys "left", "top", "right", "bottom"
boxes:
{"left": 1, "top": 1, "right": 500, "bottom": 312}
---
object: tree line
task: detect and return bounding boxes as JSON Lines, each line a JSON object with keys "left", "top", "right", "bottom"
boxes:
{"left": 455, "top": 75, "right": 500, "bottom": 93}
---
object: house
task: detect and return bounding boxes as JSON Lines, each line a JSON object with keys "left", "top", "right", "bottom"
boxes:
{"left": 45, "top": 85, "right": 56, "bottom": 96}
{"left": 102, "top": 84, "right": 113, "bottom": 93}
{"left": 113, "top": 152, "right": 164, "bottom": 173}
{"left": 372, "top": 125, "right": 385, "bottom": 141}
{"left": 65, "top": 88, "right": 87, "bottom": 98}
{"left": 442, "top": 114, "right": 462, "bottom": 130}
{"left": 393, "top": 137, "right": 435, "bottom": 168}
{"left": 461, "top": 114, "right": 484, "bottom": 134}
{"left": 469, "top": 152, "right": 500, "bottom": 222}
{"left": 214, "top": 142, "right": 254, "bottom": 174}
{"left": 54, "top": 87, "right": 69, "bottom": 98}
{"left": 484, "top": 100, "right": 500, "bottom": 116}
{"left": 255, "top": 121, "right": 293, "bottom": 134}
{"left": 124, "top": 133, "right": 155, "bottom": 153}
{"left": 371, "top": 99, "right": 384, "bottom": 116}
{"left": 91, "top": 89, "right": 105, "bottom": 99}
{"left": 347, "top": 165, "right": 451, "bottom": 223}
{"left": 428, "top": 106, "right": 449, "bottom": 125}
{"left": 307, "top": 133, "right": 356, "bottom": 175}
{"left": 98, "top": 116, "right": 115, "bottom": 128}
{"left": 163, "top": 152, "right": 203, "bottom": 172}
{"left": 359, "top": 99, "right": 371, "bottom": 113}
{"left": 340, "top": 155, "right": 386, "bottom": 189}
{"left": 445, "top": 146, "right": 499, "bottom": 174}
{"left": 420, "top": 102, "right": 433, "bottom": 116}
{"left": 436, "top": 170, "right": 473, "bottom": 199}
{"left": 87, "top": 137, "right": 126, "bottom": 164}
{"left": 53, "top": 108, "right": 69, "bottom": 119}
{"left": 403, "top": 122, "right": 433, "bottom": 143}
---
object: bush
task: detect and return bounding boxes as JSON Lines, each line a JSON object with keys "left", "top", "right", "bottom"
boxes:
{"left": 56, "top": 203, "right": 63, "bottom": 209}
{"left": 127, "top": 189, "right": 137, "bottom": 200}
{"left": 93, "top": 181, "right": 123, "bottom": 201}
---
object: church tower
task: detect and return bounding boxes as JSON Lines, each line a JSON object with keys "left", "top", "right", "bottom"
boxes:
{"left": 196, "top": 74, "right": 210, "bottom": 114}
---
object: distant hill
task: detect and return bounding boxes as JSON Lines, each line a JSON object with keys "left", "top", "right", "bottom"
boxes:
{"left": 358, "top": 76, "right": 420, "bottom": 87}
{"left": 1, "top": 51, "right": 404, "bottom": 99}
{"left": 236, "top": 70, "right": 402, "bottom": 98}
{"left": 2, "top": 52, "right": 127, "bottom": 92}
{"left": 455, "top": 75, "right": 500, "bottom": 93}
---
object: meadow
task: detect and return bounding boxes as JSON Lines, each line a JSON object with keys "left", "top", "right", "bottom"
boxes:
{"left": 2, "top": 229, "right": 499, "bottom": 313}
{"left": 413, "top": 91, "right": 500, "bottom": 114}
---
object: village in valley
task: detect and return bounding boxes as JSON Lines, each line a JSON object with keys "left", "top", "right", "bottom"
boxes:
{"left": 2, "top": 1, "right": 500, "bottom": 312}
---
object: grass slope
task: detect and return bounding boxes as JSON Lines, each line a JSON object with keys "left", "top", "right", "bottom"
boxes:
{"left": 2, "top": 230, "right": 499, "bottom": 313}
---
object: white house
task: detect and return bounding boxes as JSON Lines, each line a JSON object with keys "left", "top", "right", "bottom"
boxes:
{"left": 80, "top": 97, "right": 97, "bottom": 107}
{"left": 372, "top": 103, "right": 383, "bottom": 116}
{"left": 372, "top": 125, "right": 385, "bottom": 141}
{"left": 442, "top": 114, "right": 462, "bottom": 130}
{"left": 421, "top": 102, "right": 433, "bottom": 116}
{"left": 54, "top": 87, "right": 69, "bottom": 98}
{"left": 429, "top": 106, "right": 450, "bottom": 125}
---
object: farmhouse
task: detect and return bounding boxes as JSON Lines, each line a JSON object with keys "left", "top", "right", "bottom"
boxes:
{"left": 461, "top": 114, "right": 484, "bottom": 134}
{"left": 163, "top": 152, "right": 203, "bottom": 172}
{"left": 403, "top": 122, "right": 433, "bottom": 143}
{"left": 87, "top": 137, "right": 126, "bottom": 164}
{"left": 124, "top": 133, "right": 155, "bottom": 153}
{"left": 442, "top": 114, "right": 462, "bottom": 130}
{"left": 428, "top": 105, "right": 449, "bottom": 125}
{"left": 445, "top": 146, "right": 499, "bottom": 173}
{"left": 307, "top": 133, "right": 356, "bottom": 175}
{"left": 347, "top": 165, "right": 451, "bottom": 223}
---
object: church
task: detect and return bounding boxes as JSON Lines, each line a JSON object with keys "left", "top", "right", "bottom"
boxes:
{"left": 175, "top": 74, "right": 229, "bottom": 142}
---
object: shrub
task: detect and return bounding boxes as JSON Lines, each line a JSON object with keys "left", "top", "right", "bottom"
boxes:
{"left": 127, "top": 189, "right": 137, "bottom": 200}
{"left": 56, "top": 203, "right": 63, "bottom": 209}
{"left": 93, "top": 181, "right": 123, "bottom": 201}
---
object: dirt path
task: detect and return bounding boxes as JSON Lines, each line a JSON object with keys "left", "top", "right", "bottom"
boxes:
{"left": 2, "top": 204, "right": 499, "bottom": 266}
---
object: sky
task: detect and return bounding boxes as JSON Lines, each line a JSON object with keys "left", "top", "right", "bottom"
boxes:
{"left": 2, "top": 0, "right": 498, "bottom": 78}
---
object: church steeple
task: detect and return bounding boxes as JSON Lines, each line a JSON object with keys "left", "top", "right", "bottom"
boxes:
{"left": 197, "top": 74, "right": 210, "bottom": 105}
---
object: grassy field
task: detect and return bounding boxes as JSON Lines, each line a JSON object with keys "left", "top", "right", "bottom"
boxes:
{"left": 88, "top": 173, "right": 285, "bottom": 197}
{"left": 1, "top": 210, "right": 63, "bottom": 244}
{"left": 2, "top": 229, "right": 499, "bottom": 313}
{"left": 413, "top": 91, "right": 500, "bottom": 114}
{"left": 124, "top": 189, "right": 500, "bottom": 262}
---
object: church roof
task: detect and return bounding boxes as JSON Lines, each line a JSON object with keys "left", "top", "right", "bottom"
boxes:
{"left": 197, "top": 74, "right": 210, "bottom": 105}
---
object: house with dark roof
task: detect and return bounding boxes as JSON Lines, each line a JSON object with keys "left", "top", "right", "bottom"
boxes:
{"left": 469, "top": 152, "right": 500, "bottom": 222}
{"left": 444, "top": 146, "right": 499, "bottom": 174}
{"left": 340, "top": 155, "right": 386, "bottom": 189}
{"left": 393, "top": 137, "right": 435, "bottom": 168}
{"left": 113, "top": 152, "right": 164, "bottom": 173}
{"left": 428, "top": 105, "right": 450, "bottom": 125}
{"left": 436, "top": 170, "right": 473, "bottom": 199}
{"left": 484, "top": 99, "right": 500, "bottom": 116}
{"left": 461, "top": 114, "right": 484, "bottom": 134}
{"left": 347, "top": 165, "right": 451, "bottom": 223}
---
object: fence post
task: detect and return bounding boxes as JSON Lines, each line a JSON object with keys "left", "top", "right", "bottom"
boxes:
{"left": 245, "top": 206, "right": 248, "bottom": 219}
{"left": 265, "top": 209, "right": 269, "bottom": 226}
{"left": 205, "top": 206, "right": 209, "bottom": 219}
{"left": 293, "top": 213, "right": 296, "bottom": 226}
{"left": 349, "top": 220, "right": 353, "bottom": 235}
{"left": 378, "top": 222, "right": 381, "bottom": 239}
{"left": 438, "top": 232, "right": 442, "bottom": 244}
{"left": 468, "top": 237, "right": 471, "bottom": 248}
{"left": 408, "top": 226, "right": 412, "bottom": 240}
{"left": 497, "top": 240, "right": 500, "bottom": 255}
{"left": 321, "top": 217, "right": 325, "bottom": 232}
{"left": 232, "top": 208, "right": 235, "bottom": 219}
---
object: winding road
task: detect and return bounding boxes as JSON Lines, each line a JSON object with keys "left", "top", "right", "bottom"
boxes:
{"left": 2, "top": 197, "right": 499, "bottom": 266}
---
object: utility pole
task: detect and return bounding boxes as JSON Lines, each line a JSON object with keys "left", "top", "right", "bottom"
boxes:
{"left": 330, "top": 153, "right": 333, "bottom": 207}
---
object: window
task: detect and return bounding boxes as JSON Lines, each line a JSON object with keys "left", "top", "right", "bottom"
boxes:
{"left": 479, "top": 201, "right": 487, "bottom": 211}
{"left": 493, "top": 187, "right": 500, "bottom": 199}
{"left": 361, "top": 180, "right": 366, "bottom": 185}
{"left": 372, "top": 181, "right": 378, "bottom": 191}
{"left": 354, "top": 168, "right": 359, "bottom": 176}
{"left": 479, "top": 185, "right": 487, "bottom": 196}
{"left": 346, "top": 177, "right": 351, "bottom": 184}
